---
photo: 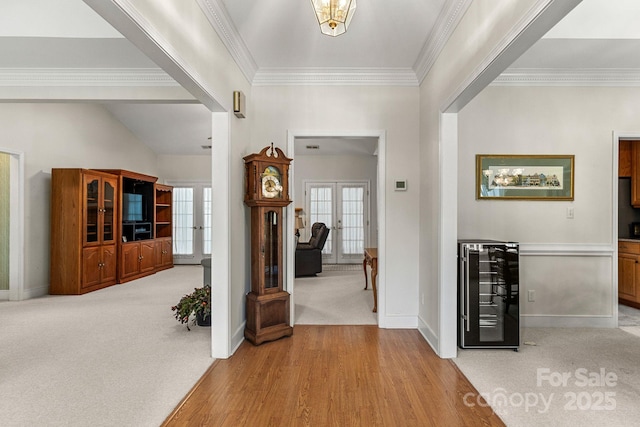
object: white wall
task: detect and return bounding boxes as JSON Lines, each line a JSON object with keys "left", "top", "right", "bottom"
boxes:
{"left": 252, "top": 85, "right": 420, "bottom": 325}
{"left": 418, "top": 0, "right": 558, "bottom": 356}
{"left": 457, "top": 85, "right": 637, "bottom": 326}
{"left": 293, "top": 154, "right": 378, "bottom": 247}
{"left": 157, "top": 155, "right": 211, "bottom": 182}
{"left": 0, "top": 103, "right": 159, "bottom": 298}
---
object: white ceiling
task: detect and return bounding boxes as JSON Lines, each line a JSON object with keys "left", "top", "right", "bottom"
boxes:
{"left": 3, "top": 0, "right": 640, "bottom": 156}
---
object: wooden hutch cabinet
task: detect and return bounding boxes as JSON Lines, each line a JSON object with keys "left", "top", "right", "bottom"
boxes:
{"left": 50, "top": 168, "right": 174, "bottom": 294}
{"left": 50, "top": 169, "right": 118, "bottom": 294}
{"left": 154, "top": 184, "right": 173, "bottom": 271}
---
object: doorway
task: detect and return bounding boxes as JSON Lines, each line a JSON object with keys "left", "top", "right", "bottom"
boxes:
{"left": 304, "top": 181, "right": 370, "bottom": 264}
{"left": 287, "top": 131, "right": 385, "bottom": 326}
{"left": 169, "top": 182, "right": 212, "bottom": 265}
{"left": 0, "top": 148, "right": 24, "bottom": 301}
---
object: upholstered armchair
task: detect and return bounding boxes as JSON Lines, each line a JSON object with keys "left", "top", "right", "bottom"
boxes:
{"left": 295, "top": 222, "right": 330, "bottom": 277}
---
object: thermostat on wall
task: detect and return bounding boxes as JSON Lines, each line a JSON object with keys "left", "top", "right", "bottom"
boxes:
{"left": 395, "top": 180, "right": 407, "bottom": 191}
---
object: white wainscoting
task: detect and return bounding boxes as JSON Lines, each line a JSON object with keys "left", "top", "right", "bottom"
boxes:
{"left": 519, "top": 243, "right": 617, "bottom": 328}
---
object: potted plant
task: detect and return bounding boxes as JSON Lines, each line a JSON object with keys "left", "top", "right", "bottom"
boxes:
{"left": 171, "top": 285, "right": 211, "bottom": 330}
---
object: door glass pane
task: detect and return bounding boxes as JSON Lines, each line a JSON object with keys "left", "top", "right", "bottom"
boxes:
{"left": 341, "top": 186, "right": 364, "bottom": 255}
{"left": 203, "top": 187, "right": 212, "bottom": 255}
{"left": 173, "top": 188, "right": 194, "bottom": 255}
{"left": 309, "top": 186, "right": 333, "bottom": 255}
{"left": 103, "top": 181, "right": 115, "bottom": 242}
{"left": 86, "top": 178, "right": 99, "bottom": 243}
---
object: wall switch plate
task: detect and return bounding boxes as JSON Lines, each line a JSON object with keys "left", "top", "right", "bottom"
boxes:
{"left": 566, "top": 207, "right": 574, "bottom": 219}
{"left": 528, "top": 290, "right": 535, "bottom": 302}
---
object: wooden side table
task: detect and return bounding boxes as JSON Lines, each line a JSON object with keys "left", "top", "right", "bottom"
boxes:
{"left": 363, "top": 248, "right": 378, "bottom": 313}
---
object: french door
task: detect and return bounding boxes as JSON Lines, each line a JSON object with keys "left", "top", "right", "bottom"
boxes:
{"left": 304, "top": 181, "right": 369, "bottom": 264}
{"left": 171, "top": 183, "right": 212, "bottom": 264}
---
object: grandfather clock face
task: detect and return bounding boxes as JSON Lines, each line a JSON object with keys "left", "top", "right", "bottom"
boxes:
{"left": 261, "top": 166, "right": 283, "bottom": 199}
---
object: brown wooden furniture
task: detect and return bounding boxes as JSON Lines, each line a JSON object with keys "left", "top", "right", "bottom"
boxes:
{"left": 50, "top": 169, "right": 118, "bottom": 294}
{"left": 628, "top": 141, "right": 640, "bottom": 207}
{"left": 620, "top": 140, "right": 632, "bottom": 177}
{"left": 618, "top": 240, "right": 640, "bottom": 308}
{"left": 154, "top": 184, "right": 173, "bottom": 271}
{"left": 363, "top": 247, "right": 378, "bottom": 313}
{"left": 50, "top": 168, "right": 174, "bottom": 294}
{"left": 243, "top": 144, "right": 293, "bottom": 345}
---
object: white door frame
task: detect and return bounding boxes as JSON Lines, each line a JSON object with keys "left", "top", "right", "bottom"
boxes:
{"left": 287, "top": 130, "right": 386, "bottom": 327}
{"left": 0, "top": 148, "right": 25, "bottom": 301}
{"left": 303, "top": 180, "right": 371, "bottom": 264}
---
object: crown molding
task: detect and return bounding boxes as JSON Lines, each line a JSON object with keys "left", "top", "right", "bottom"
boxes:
{"left": 414, "top": 0, "right": 472, "bottom": 85}
{"left": 0, "top": 68, "right": 177, "bottom": 87}
{"left": 196, "top": 0, "right": 258, "bottom": 84}
{"left": 493, "top": 68, "right": 640, "bottom": 86}
{"left": 252, "top": 68, "right": 419, "bottom": 86}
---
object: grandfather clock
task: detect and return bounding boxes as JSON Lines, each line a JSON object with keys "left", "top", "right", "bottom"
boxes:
{"left": 243, "top": 143, "right": 293, "bottom": 345}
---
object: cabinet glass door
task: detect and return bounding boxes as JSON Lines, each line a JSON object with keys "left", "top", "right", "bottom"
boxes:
{"left": 103, "top": 179, "right": 115, "bottom": 243}
{"left": 85, "top": 177, "right": 99, "bottom": 244}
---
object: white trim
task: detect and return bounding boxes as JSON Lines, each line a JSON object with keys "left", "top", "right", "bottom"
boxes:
{"left": 441, "top": 0, "right": 582, "bottom": 113}
{"left": 231, "top": 321, "right": 246, "bottom": 354}
{"left": 418, "top": 315, "right": 439, "bottom": 354}
{"left": 0, "top": 148, "right": 25, "bottom": 301}
{"left": 520, "top": 243, "right": 614, "bottom": 257}
{"left": 414, "top": 0, "right": 472, "bottom": 84}
{"left": 195, "top": 0, "right": 258, "bottom": 84}
{"left": 438, "top": 113, "right": 458, "bottom": 359}
{"left": 383, "top": 315, "right": 418, "bottom": 329}
{"left": 493, "top": 68, "right": 640, "bottom": 87}
{"left": 210, "top": 112, "right": 231, "bottom": 359}
{"left": 83, "top": 0, "right": 227, "bottom": 112}
{"left": 521, "top": 315, "right": 617, "bottom": 328}
{"left": 287, "top": 130, "right": 386, "bottom": 327}
{"left": 0, "top": 68, "right": 177, "bottom": 87}
{"left": 253, "top": 68, "right": 418, "bottom": 87}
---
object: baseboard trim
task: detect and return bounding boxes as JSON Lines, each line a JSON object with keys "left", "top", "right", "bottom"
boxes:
{"left": 0, "top": 290, "right": 9, "bottom": 301}
{"left": 381, "top": 314, "right": 418, "bottom": 329}
{"left": 417, "top": 315, "right": 440, "bottom": 355}
{"left": 521, "top": 314, "right": 617, "bottom": 328}
{"left": 20, "top": 286, "right": 48, "bottom": 300}
{"left": 231, "top": 321, "right": 246, "bottom": 355}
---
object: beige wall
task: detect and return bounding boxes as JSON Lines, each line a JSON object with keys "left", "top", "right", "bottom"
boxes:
{"left": 458, "top": 85, "right": 640, "bottom": 322}
{"left": 252, "top": 85, "right": 421, "bottom": 320}
{"left": 418, "top": 0, "right": 564, "bottom": 355}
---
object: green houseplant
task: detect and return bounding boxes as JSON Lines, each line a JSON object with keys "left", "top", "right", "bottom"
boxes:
{"left": 171, "top": 285, "right": 211, "bottom": 330}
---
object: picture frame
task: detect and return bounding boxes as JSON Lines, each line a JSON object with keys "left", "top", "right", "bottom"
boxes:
{"left": 476, "top": 154, "right": 574, "bottom": 200}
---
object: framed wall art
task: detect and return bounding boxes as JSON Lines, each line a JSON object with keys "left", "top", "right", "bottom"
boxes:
{"left": 476, "top": 154, "right": 574, "bottom": 200}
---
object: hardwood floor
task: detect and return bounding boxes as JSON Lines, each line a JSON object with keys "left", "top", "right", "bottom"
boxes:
{"left": 163, "top": 325, "right": 505, "bottom": 427}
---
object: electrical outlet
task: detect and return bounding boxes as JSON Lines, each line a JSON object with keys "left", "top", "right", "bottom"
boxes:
{"left": 528, "top": 290, "right": 535, "bottom": 302}
{"left": 566, "top": 207, "right": 574, "bottom": 219}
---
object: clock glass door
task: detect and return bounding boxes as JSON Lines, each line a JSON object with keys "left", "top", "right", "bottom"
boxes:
{"left": 264, "top": 210, "right": 279, "bottom": 289}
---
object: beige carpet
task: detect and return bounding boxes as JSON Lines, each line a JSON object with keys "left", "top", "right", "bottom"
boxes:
{"left": 294, "top": 268, "right": 377, "bottom": 325}
{"left": 0, "top": 266, "right": 213, "bottom": 427}
{"left": 454, "top": 327, "right": 640, "bottom": 427}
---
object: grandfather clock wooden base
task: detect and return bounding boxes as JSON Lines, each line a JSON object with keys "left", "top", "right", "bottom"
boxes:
{"left": 245, "top": 291, "right": 293, "bottom": 345}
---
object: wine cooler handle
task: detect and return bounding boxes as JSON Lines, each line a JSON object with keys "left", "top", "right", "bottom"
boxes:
{"left": 464, "top": 247, "right": 470, "bottom": 333}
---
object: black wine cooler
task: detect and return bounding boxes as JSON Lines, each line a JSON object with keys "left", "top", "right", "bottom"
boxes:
{"left": 458, "top": 240, "right": 520, "bottom": 350}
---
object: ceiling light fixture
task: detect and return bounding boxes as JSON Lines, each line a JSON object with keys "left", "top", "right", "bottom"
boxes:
{"left": 310, "top": 0, "right": 357, "bottom": 37}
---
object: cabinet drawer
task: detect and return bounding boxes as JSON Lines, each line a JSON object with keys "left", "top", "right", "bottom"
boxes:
{"left": 619, "top": 241, "right": 640, "bottom": 254}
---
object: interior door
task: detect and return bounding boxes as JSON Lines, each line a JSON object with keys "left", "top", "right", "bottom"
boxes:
{"left": 305, "top": 181, "right": 369, "bottom": 264}
{"left": 171, "top": 183, "right": 212, "bottom": 265}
